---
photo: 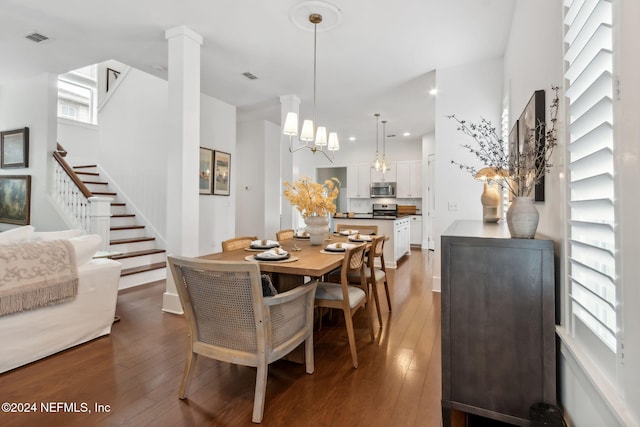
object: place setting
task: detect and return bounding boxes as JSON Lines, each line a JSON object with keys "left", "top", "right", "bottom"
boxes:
{"left": 320, "top": 241, "right": 357, "bottom": 254}
{"left": 245, "top": 239, "right": 280, "bottom": 251}
{"left": 348, "top": 233, "right": 373, "bottom": 242}
{"left": 245, "top": 246, "right": 298, "bottom": 263}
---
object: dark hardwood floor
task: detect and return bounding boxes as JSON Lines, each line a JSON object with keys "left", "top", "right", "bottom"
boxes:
{"left": 0, "top": 249, "right": 441, "bottom": 427}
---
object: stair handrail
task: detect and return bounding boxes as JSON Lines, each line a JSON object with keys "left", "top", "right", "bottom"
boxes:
{"left": 51, "top": 144, "right": 111, "bottom": 250}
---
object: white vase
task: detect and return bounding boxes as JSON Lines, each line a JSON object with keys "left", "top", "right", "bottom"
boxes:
{"left": 304, "top": 215, "right": 330, "bottom": 245}
{"left": 507, "top": 197, "right": 539, "bottom": 239}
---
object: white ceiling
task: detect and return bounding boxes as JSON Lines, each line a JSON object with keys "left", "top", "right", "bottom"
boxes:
{"left": 0, "top": 0, "right": 516, "bottom": 147}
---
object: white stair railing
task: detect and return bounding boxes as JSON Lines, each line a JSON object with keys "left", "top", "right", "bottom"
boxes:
{"left": 52, "top": 148, "right": 111, "bottom": 251}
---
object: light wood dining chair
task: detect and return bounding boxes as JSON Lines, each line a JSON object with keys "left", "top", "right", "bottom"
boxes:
{"left": 275, "top": 229, "right": 295, "bottom": 241}
{"left": 167, "top": 256, "right": 317, "bottom": 423}
{"left": 221, "top": 236, "right": 258, "bottom": 252}
{"left": 314, "top": 244, "right": 375, "bottom": 368}
{"left": 347, "top": 235, "right": 391, "bottom": 327}
{"left": 335, "top": 223, "right": 378, "bottom": 235}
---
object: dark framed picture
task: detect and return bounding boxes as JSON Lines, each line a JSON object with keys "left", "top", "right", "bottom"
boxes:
{"left": 1, "top": 127, "right": 29, "bottom": 168}
{"left": 106, "top": 68, "right": 120, "bottom": 92}
{"left": 0, "top": 175, "right": 31, "bottom": 225}
{"left": 199, "top": 147, "right": 214, "bottom": 195}
{"left": 508, "top": 120, "right": 519, "bottom": 201}
{"left": 213, "top": 150, "right": 231, "bottom": 196}
{"left": 518, "top": 90, "right": 546, "bottom": 201}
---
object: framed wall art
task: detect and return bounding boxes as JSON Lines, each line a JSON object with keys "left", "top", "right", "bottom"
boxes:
{"left": 213, "top": 150, "right": 231, "bottom": 196}
{"left": 518, "top": 90, "right": 546, "bottom": 201}
{"left": 1, "top": 127, "right": 29, "bottom": 168}
{"left": 0, "top": 175, "right": 31, "bottom": 225}
{"left": 199, "top": 147, "right": 214, "bottom": 195}
{"left": 106, "top": 68, "right": 120, "bottom": 92}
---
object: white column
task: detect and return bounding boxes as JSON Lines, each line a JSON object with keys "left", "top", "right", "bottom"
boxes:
{"left": 88, "top": 196, "right": 112, "bottom": 251}
{"left": 279, "top": 95, "right": 300, "bottom": 230}
{"left": 163, "top": 26, "right": 203, "bottom": 314}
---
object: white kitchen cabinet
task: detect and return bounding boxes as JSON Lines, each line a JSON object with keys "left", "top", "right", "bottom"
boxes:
{"left": 396, "top": 160, "right": 423, "bottom": 198}
{"left": 346, "top": 163, "right": 371, "bottom": 198}
{"left": 393, "top": 217, "right": 411, "bottom": 262}
{"left": 409, "top": 215, "right": 422, "bottom": 246}
{"left": 370, "top": 161, "right": 396, "bottom": 183}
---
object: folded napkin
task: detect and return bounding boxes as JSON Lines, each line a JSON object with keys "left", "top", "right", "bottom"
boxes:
{"left": 296, "top": 231, "right": 310, "bottom": 238}
{"left": 257, "top": 248, "right": 289, "bottom": 258}
{"left": 339, "top": 229, "right": 358, "bottom": 235}
{"left": 325, "top": 242, "right": 356, "bottom": 251}
{"left": 251, "top": 239, "right": 280, "bottom": 248}
{"left": 349, "top": 234, "right": 372, "bottom": 241}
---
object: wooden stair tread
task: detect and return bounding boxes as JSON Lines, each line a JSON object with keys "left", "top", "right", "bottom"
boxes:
{"left": 93, "top": 191, "right": 117, "bottom": 196}
{"left": 111, "top": 202, "right": 126, "bottom": 206}
{"left": 110, "top": 237, "right": 156, "bottom": 245}
{"left": 111, "top": 213, "right": 134, "bottom": 218}
{"left": 110, "top": 249, "right": 166, "bottom": 260}
{"left": 110, "top": 225, "right": 145, "bottom": 231}
{"left": 75, "top": 171, "right": 99, "bottom": 176}
{"left": 82, "top": 180, "right": 108, "bottom": 185}
{"left": 121, "top": 262, "right": 166, "bottom": 277}
{"left": 73, "top": 164, "right": 97, "bottom": 169}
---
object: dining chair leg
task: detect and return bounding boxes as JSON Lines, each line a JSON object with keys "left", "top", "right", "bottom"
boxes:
{"left": 370, "top": 281, "right": 383, "bottom": 327}
{"left": 305, "top": 336, "right": 315, "bottom": 374}
{"left": 383, "top": 278, "right": 392, "bottom": 311}
{"left": 343, "top": 309, "right": 359, "bottom": 368}
{"left": 252, "top": 361, "right": 268, "bottom": 423}
{"left": 365, "top": 298, "right": 375, "bottom": 342}
{"left": 179, "top": 351, "right": 197, "bottom": 399}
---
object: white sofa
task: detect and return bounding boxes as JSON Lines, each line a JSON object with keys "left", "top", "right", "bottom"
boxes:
{"left": 0, "top": 226, "right": 121, "bottom": 373}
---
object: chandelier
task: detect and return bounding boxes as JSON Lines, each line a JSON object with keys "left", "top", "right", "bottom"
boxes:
{"left": 282, "top": 13, "right": 339, "bottom": 163}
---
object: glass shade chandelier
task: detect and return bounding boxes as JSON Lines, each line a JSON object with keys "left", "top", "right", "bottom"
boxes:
{"left": 282, "top": 13, "right": 339, "bottom": 163}
{"left": 371, "top": 114, "right": 390, "bottom": 173}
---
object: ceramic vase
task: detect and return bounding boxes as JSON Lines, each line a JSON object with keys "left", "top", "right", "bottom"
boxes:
{"left": 304, "top": 215, "right": 330, "bottom": 245}
{"left": 506, "top": 197, "right": 539, "bottom": 238}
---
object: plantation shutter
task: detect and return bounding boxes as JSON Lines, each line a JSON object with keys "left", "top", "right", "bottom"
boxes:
{"left": 564, "top": 0, "right": 617, "bottom": 372}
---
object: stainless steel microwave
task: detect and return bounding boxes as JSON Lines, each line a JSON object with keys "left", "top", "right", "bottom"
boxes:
{"left": 370, "top": 182, "right": 396, "bottom": 198}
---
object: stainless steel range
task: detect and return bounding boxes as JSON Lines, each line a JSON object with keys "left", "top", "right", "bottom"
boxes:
{"left": 372, "top": 203, "right": 398, "bottom": 218}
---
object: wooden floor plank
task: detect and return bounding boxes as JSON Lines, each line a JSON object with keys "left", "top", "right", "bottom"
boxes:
{"left": 0, "top": 249, "right": 441, "bottom": 427}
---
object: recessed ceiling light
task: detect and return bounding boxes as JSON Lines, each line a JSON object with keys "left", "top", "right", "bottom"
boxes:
{"left": 349, "top": 136, "right": 356, "bottom": 141}
{"left": 403, "top": 132, "right": 411, "bottom": 137}
{"left": 429, "top": 88, "right": 438, "bottom": 95}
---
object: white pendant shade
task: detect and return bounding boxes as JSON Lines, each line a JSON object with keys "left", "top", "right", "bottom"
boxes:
{"left": 300, "top": 120, "right": 314, "bottom": 141}
{"left": 283, "top": 112, "right": 298, "bottom": 136}
{"left": 328, "top": 132, "right": 339, "bottom": 151}
{"left": 315, "top": 126, "right": 327, "bottom": 146}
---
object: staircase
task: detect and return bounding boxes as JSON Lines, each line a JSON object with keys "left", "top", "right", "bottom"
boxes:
{"left": 73, "top": 164, "right": 167, "bottom": 289}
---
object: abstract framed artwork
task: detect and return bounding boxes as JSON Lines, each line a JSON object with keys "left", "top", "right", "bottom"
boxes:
{"left": 1, "top": 127, "right": 29, "bottom": 169}
{"left": 213, "top": 150, "right": 231, "bottom": 196}
{"left": 199, "top": 147, "right": 213, "bottom": 195}
{"left": 0, "top": 175, "right": 31, "bottom": 225}
{"left": 517, "top": 90, "right": 546, "bottom": 201}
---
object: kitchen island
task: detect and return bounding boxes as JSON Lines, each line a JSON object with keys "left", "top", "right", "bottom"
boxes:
{"left": 332, "top": 216, "right": 411, "bottom": 268}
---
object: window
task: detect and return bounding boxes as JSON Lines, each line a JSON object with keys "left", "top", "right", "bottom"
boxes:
{"left": 563, "top": 0, "right": 617, "bottom": 378}
{"left": 58, "top": 65, "right": 97, "bottom": 125}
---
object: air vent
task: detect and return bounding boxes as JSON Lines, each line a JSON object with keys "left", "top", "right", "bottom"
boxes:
{"left": 25, "top": 32, "right": 49, "bottom": 43}
{"left": 242, "top": 72, "right": 258, "bottom": 80}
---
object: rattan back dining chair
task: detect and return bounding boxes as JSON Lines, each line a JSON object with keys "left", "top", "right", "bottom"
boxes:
{"left": 275, "top": 229, "right": 295, "bottom": 241}
{"left": 167, "top": 256, "right": 317, "bottom": 423}
{"left": 346, "top": 235, "right": 390, "bottom": 327}
{"left": 221, "top": 236, "right": 258, "bottom": 252}
{"left": 314, "top": 244, "right": 375, "bottom": 368}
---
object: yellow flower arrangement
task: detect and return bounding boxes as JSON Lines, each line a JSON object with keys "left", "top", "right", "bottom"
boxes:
{"left": 283, "top": 176, "right": 340, "bottom": 218}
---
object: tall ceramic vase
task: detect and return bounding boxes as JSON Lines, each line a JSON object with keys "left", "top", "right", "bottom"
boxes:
{"left": 304, "top": 215, "right": 330, "bottom": 245}
{"left": 506, "top": 197, "right": 539, "bottom": 239}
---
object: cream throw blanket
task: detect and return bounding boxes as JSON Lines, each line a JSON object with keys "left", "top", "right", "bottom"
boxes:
{"left": 0, "top": 240, "right": 78, "bottom": 317}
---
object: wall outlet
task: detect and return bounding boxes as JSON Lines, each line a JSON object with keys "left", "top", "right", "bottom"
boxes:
{"left": 448, "top": 201, "right": 458, "bottom": 211}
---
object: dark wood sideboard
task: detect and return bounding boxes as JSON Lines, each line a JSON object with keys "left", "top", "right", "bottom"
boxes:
{"left": 441, "top": 220, "right": 556, "bottom": 427}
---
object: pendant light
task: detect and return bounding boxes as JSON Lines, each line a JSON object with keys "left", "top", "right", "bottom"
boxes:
{"left": 380, "top": 120, "right": 390, "bottom": 173}
{"left": 282, "top": 13, "right": 338, "bottom": 162}
{"left": 371, "top": 113, "right": 382, "bottom": 171}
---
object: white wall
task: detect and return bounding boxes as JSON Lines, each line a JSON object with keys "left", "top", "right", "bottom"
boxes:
{"left": 0, "top": 73, "right": 67, "bottom": 232}
{"left": 199, "top": 94, "right": 237, "bottom": 254}
{"left": 432, "top": 57, "right": 505, "bottom": 291}
{"left": 236, "top": 119, "right": 280, "bottom": 241}
{"left": 57, "top": 118, "right": 99, "bottom": 165}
